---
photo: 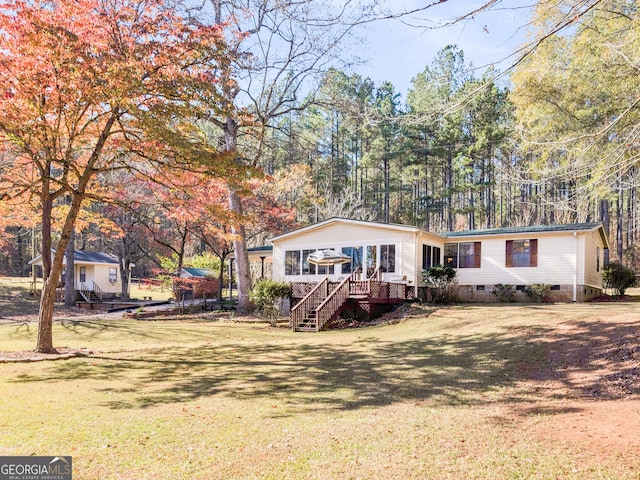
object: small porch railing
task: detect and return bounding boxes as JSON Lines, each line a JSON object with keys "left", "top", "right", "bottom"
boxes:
{"left": 312, "top": 272, "right": 354, "bottom": 332}
{"left": 78, "top": 281, "right": 104, "bottom": 302}
{"left": 290, "top": 278, "right": 330, "bottom": 331}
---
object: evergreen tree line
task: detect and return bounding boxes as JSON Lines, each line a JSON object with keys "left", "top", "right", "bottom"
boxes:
{"left": 1, "top": 1, "right": 637, "bottom": 279}
{"left": 260, "top": 31, "right": 639, "bottom": 267}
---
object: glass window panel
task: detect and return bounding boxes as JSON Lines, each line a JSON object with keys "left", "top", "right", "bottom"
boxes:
{"left": 512, "top": 240, "right": 531, "bottom": 267}
{"left": 302, "top": 250, "right": 317, "bottom": 275}
{"left": 366, "top": 245, "right": 377, "bottom": 276}
{"left": 341, "top": 246, "right": 362, "bottom": 274}
{"left": 432, "top": 247, "right": 441, "bottom": 266}
{"left": 381, "top": 244, "right": 395, "bottom": 272}
{"left": 285, "top": 250, "right": 301, "bottom": 275}
{"left": 444, "top": 243, "right": 458, "bottom": 268}
{"left": 458, "top": 242, "right": 476, "bottom": 268}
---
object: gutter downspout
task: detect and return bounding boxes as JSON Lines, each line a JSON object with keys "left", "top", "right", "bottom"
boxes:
{"left": 573, "top": 231, "right": 578, "bottom": 302}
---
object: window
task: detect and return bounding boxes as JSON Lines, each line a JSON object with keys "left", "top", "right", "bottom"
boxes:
{"left": 422, "top": 245, "right": 431, "bottom": 270}
{"left": 302, "top": 250, "right": 317, "bottom": 275}
{"left": 285, "top": 250, "right": 301, "bottom": 275}
{"left": 506, "top": 239, "right": 538, "bottom": 267}
{"left": 317, "top": 263, "right": 334, "bottom": 275}
{"left": 285, "top": 249, "right": 337, "bottom": 276}
{"left": 341, "top": 246, "right": 363, "bottom": 274}
{"left": 366, "top": 245, "right": 377, "bottom": 276}
{"left": 444, "top": 242, "right": 481, "bottom": 268}
{"left": 380, "top": 244, "right": 395, "bottom": 273}
{"left": 596, "top": 246, "right": 600, "bottom": 272}
{"left": 422, "top": 245, "right": 441, "bottom": 269}
{"left": 432, "top": 247, "right": 441, "bottom": 266}
{"left": 459, "top": 242, "right": 481, "bottom": 268}
{"left": 109, "top": 267, "right": 117, "bottom": 283}
{"left": 79, "top": 267, "right": 86, "bottom": 283}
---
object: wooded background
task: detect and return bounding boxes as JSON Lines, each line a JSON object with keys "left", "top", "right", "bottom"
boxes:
{"left": 1, "top": 0, "right": 638, "bottom": 277}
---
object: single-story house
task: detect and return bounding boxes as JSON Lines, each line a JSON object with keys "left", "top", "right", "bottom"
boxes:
{"left": 269, "top": 218, "right": 610, "bottom": 302}
{"left": 29, "top": 251, "right": 124, "bottom": 300}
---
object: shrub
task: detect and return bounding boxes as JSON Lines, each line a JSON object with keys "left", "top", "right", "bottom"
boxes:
{"left": 492, "top": 283, "right": 515, "bottom": 303}
{"left": 422, "top": 265, "right": 458, "bottom": 304}
{"left": 525, "top": 284, "right": 551, "bottom": 303}
{"left": 603, "top": 262, "right": 637, "bottom": 297}
{"left": 250, "top": 280, "right": 293, "bottom": 325}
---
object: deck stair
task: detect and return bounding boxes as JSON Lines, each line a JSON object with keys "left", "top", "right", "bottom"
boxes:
{"left": 78, "top": 281, "right": 104, "bottom": 303}
{"left": 291, "top": 268, "right": 411, "bottom": 332}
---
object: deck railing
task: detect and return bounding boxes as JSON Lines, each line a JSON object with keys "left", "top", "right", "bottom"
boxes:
{"left": 78, "top": 281, "right": 103, "bottom": 302}
{"left": 290, "top": 278, "right": 329, "bottom": 331}
{"left": 291, "top": 266, "right": 414, "bottom": 332}
{"left": 313, "top": 274, "right": 353, "bottom": 332}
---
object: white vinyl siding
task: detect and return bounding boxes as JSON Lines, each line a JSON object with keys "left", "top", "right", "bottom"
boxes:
{"left": 454, "top": 234, "right": 580, "bottom": 286}
{"left": 272, "top": 222, "right": 419, "bottom": 284}
{"left": 76, "top": 263, "right": 122, "bottom": 294}
{"left": 583, "top": 230, "right": 605, "bottom": 288}
{"left": 271, "top": 218, "right": 607, "bottom": 300}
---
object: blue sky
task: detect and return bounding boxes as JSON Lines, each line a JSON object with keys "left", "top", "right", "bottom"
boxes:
{"left": 353, "top": 0, "right": 534, "bottom": 95}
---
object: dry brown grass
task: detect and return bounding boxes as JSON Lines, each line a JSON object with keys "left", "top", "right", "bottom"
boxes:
{"left": 1, "top": 297, "right": 639, "bottom": 478}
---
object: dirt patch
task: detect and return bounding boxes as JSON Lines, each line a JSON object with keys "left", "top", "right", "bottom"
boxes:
{"left": 0, "top": 305, "right": 91, "bottom": 325}
{"left": 0, "top": 347, "right": 93, "bottom": 362}
{"left": 520, "top": 315, "right": 640, "bottom": 464}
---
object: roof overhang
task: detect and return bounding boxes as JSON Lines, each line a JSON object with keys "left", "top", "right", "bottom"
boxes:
{"left": 269, "top": 217, "right": 422, "bottom": 243}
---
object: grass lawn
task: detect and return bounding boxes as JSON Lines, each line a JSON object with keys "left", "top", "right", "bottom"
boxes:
{"left": 1, "top": 299, "right": 639, "bottom": 478}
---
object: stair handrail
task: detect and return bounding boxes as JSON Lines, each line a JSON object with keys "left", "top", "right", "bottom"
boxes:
{"left": 366, "top": 266, "right": 383, "bottom": 300}
{"left": 314, "top": 270, "right": 359, "bottom": 331}
{"left": 370, "top": 266, "right": 382, "bottom": 281}
{"left": 92, "top": 281, "right": 104, "bottom": 301}
{"left": 77, "top": 281, "right": 104, "bottom": 302}
{"left": 291, "top": 278, "right": 329, "bottom": 331}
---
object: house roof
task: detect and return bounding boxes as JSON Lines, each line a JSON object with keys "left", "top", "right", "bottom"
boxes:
{"left": 29, "top": 250, "right": 119, "bottom": 266}
{"left": 444, "top": 222, "right": 609, "bottom": 248}
{"left": 248, "top": 245, "right": 273, "bottom": 253}
{"left": 269, "top": 218, "right": 610, "bottom": 250}
{"left": 72, "top": 251, "right": 120, "bottom": 264}
{"left": 269, "top": 217, "right": 421, "bottom": 242}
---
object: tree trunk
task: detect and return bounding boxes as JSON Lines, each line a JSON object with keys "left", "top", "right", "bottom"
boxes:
{"left": 36, "top": 277, "right": 58, "bottom": 353}
{"left": 229, "top": 189, "right": 251, "bottom": 313}
{"left": 119, "top": 259, "right": 130, "bottom": 300}
{"left": 36, "top": 181, "right": 88, "bottom": 352}
{"left": 64, "top": 228, "right": 76, "bottom": 306}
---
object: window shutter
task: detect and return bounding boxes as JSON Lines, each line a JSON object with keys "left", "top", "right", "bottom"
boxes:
{"left": 474, "top": 242, "right": 482, "bottom": 268}
{"left": 530, "top": 239, "right": 538, "bottom": 267}
{"left": 506, "top": 240, "right": 513, "bottom": 267}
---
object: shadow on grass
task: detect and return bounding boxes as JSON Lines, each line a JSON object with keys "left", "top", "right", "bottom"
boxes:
{"left": 0, "top": 281, "right": 39, "bottom": 318}
{"left": 10, "top": 315, "right": 640, "bottom": 413}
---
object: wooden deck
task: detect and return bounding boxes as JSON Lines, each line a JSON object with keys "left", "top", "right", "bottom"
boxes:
{"left": 290, "top": 269, "right": 413, "bottom": 332}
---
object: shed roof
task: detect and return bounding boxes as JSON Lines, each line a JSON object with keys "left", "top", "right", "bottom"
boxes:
{"left": 29, "top": 250, "right": 119, "bottom": 266}
{"left": 72, "top": 251, "right": 120, "bottom": 264}
{"left": 180, "top": 267, "right": 213, "bottom": 278}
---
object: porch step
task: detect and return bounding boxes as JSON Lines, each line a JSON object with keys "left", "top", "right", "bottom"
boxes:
{"left": 295, "top": 317, "right": 318, "bottom": 332}
{"left": 296, "top": 325, "right": 318, "bottom": 332}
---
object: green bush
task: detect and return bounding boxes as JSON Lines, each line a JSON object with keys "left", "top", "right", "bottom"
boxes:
{"left": 492, "top": 283, "right": 515, "bottom": 303}
{"left": 524, "top": 284, "right": 551, "bottom": 303}
{"left": 421, "top": 265, "right": 458, "bottom": 304}
{"left": 250, "top": 280, "right": 293, "bottom": 324}
{"left": 603, "top": 262, "right": 637, "bottom": 297}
